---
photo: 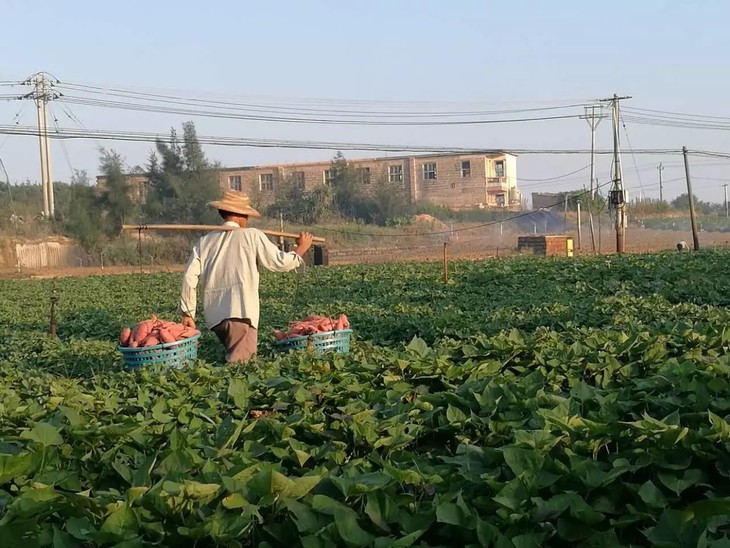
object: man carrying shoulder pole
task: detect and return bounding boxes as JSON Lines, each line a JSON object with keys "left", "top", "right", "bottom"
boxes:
{"left": 179, "top": 191, "right": 314, "bottom": 363}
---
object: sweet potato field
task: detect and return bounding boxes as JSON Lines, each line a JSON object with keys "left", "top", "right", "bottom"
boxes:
{"left": 1, "top": 253, "right": 730, "bottom": 547}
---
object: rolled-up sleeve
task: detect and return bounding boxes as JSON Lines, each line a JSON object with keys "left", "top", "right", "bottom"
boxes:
{"left": 255, "top": 231, "right": 304, "bottom": 272}
{"left": 179, "top": 243, "right": 202, "bottom": 318}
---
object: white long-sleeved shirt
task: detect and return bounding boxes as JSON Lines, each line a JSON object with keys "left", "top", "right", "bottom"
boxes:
{"left": 179, "top": 222, "right": 304, "bottom": 330}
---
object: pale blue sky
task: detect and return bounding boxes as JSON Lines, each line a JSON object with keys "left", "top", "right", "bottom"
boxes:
{"left": 2, "top": 0, "right": 730, "bottom": 203}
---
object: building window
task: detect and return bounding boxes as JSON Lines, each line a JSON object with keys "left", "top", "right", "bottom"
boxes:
{"left": 259, "top": 173, "right": 274, "bottom": 191}
{"left": 228, "top": 175, "right": 242, "bottom": 191}
{"left": 495, "top": 160, "right": 505, "bottom": 178}
{"left": 389, "top": 165, "right": 404, "bottom": 183}
{"left": 292, "top": 171, "right": 305, "bottom": 190}
{"left": 461, "top": 160, "right": 471, "bottom": 178}
{"left": 496, "top": 194, "right": 506, "bottom": 206}
{"left": 324, "top": 169, "right": 336, "bottom": 186}
{"left": 356, "top": 167, "right": 371, "bottom": 185}
{"left": 422, "top": 163, "right": 437, "bottom": 181}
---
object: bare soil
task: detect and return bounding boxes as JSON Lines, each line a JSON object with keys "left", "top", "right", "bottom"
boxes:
{"left": 1, "top": 228, "right": 727, "bottom": 280}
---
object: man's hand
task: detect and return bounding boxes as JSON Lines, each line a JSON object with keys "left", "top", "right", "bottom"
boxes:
{"left": 182, "top": 315, "right": 196, "bottom": 330}
{"left": 294, "top": 232, "right": 314, "bottom": 257}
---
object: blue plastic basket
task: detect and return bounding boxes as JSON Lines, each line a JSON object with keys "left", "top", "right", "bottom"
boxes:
{"left": 118, "top": 333, "right": 201, "bottom": 370}
{"left": 274, "top": 329, "right": 352, "bottom": 356}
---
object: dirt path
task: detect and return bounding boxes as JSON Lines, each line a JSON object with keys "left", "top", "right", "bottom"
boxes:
{"left": 1, "top": 228, "right": 728, "bottom": 280}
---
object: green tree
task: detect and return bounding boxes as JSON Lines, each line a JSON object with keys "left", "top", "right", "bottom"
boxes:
{"left": 98, "top": 149, "right": 135, "bottom": 237}
{"left": 144, "top": 121, "right": 221, "bottom": 224}
{"left": 63, "top": 170, "right": 105, "bottom": 250}
{"left": 671, "top": 193, "right": 713, "bottom": 215}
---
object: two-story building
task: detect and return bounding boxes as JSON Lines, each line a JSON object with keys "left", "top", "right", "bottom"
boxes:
{"left": 219, "top": 151, "right": 520, "bottom": 210}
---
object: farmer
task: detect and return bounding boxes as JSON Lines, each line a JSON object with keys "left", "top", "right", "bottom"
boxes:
{"left": 179, "top": 191, "right": 314, "bottom": 363}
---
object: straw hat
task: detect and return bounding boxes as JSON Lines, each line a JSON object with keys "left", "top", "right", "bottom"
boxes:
{"left": 207, "top": 191, "right": 261, "bottom": 218}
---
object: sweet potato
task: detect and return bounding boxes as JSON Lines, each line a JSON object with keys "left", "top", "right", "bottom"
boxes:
{"left": 131, "top": 320, "right": 154, "bottom": 344}
{"left": 119, "top": 327, "right": 132, "bottom": 346}
{"left": 158, "top": 329, "right": 176, "bottom": 344}
{"left": 128, "top": 340, "right": 139, "bottom": 348}
{"left": 143, "top": 336, "right": 159, "bottom": 347}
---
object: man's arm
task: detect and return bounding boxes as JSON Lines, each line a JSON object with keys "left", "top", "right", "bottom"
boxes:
{"left": 256, "top": 231, "right": 314, "bottom": 272}
{"left": 179, "top": 244, "right": 202, "bottom": 329}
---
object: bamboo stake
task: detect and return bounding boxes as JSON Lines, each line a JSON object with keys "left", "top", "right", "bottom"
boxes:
{"left": 443, "top": 242, "right": 449, "bottom": 283}
{"left": 122, "top": 224, "right": 326, "bottom": 243}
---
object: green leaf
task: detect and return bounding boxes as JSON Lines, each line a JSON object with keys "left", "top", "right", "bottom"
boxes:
{"left": 638, "top": 480, "right": 668, "bottom": 508}
{"left": 0, "top": 453, "right": 37, "bottom": 483}
{"left": 406, "top": 336, "right": 430, "bottom": 357}
{"left": 21, "top": 422, "right": 63, "bottom": 447}
{"left": 658, "top": 469, "right": 703, "bottom": 496}
{"left": 446, "top": 405, "right": 468, "bottom": 424}
{"left": 436, "top": 502, "right": 466, "bottom": 526}
{"left": 151, "top": 400, "right": 173, "bottom": 423}
{"left": 332, "top": 472, "right": 392, "bottom": 497}
{"left": 284, "top": 498, "right": 321, "bottom": 534}
{"left": 228, "top": 378, "right": 250, "bottom": 410}
{"left": 100, "top": 503, "right": 139, "bottom": 540}
{"left": 334, "top": 507, "right": 374, "bottom": 546}
{"left": 502, "top": 447, "right": 544, "bottom": 477}
{"left": 647, "top": 509, "right": 703, "bottom": 548}
{"left": 180, "top": 481, "right": 220, "bottom": 500}
{"left": 52, "top": 528, "right": 77, "bottom": 548}
{"left": 248, "top": 469, "right": 321, "bottom": 500}
{"left": 66, "top": 516, "right": 96, "bottom": 541}
{"left": 222, "top": 493, "right": 247, "bottom": 509}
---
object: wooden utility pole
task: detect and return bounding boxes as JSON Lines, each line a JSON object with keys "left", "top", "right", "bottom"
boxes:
{"left": 604, "top": 94, "right": 632, "bottom": 254}
{"left": 682, "top": 147, "right": 700, "bottom": 251}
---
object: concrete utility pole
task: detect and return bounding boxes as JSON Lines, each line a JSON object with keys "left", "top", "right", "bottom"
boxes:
{"left": 724, "top": 183, "right": 728, "bottom": 218}
{"left": 658, "top": 163, "right": 665, "bottom": 203}
{"left": 580, "top": 104, "right": 607, "bottom": 199}
{"left": 603, "top": 94, "right": 632, "bottom": 254}
{"left": 21, "top": 73, "right": 59, "bottom": 218}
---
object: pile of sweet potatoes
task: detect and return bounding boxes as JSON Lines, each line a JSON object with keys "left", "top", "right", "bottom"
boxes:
{"left": 273, "top": 314, "right": 350, "bottom": 341}
{"left": 119, "top": 315, "right": 200, "bottom": 348}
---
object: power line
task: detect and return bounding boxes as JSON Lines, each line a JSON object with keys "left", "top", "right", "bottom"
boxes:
{"left": 518, "top": 164, "right": 590, "bottom": 181}
{"left": 58, "top": 96, "right": 582, "bottom": 126}
{"left": 0, "top": 123, "right": 689, "bottom": 155}
{"left": 56, "top": 82, "right": 589, "bottom": 119}
{"left": 59, "top": 79, "right": 593, "bottom": 109}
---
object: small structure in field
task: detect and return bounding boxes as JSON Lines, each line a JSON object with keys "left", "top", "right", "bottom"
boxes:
{"left": 517, "top": 235, "right": 574, "bottom": 257}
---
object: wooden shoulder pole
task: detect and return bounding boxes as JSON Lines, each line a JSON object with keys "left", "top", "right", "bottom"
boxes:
{"left": 121, "top": 224, "right": 326, "bottom": 243}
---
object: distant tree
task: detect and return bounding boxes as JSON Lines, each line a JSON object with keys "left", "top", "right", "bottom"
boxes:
{"left": 144, "top": 121, "right": 221, "bottom": 224}
{"left": 98, "top": 149, "right": 135, "bottom": 237}
{"left": 671, "top": 193, "right": 713, "bottom": 215}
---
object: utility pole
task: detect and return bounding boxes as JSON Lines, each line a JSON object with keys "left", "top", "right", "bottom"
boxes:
{"left": 724, "top": 183, "right": 728, "bottom": 219}
{"left": 577, "top": 201, "right": 582, "bottom": 251}
{"left": 658, "top": 163, "right": 664, "bottom": 203}
{"left": 682, "top": 147, "right": 700, "bottom": 251}
{"left": 21, "top": 73, "right": 59, "bottom": 218}
{"left": 603, "top": 94, "right": 631, "bottom": 254}
{"left": 580, "top": 104, "right": 607, "bottom": 199}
